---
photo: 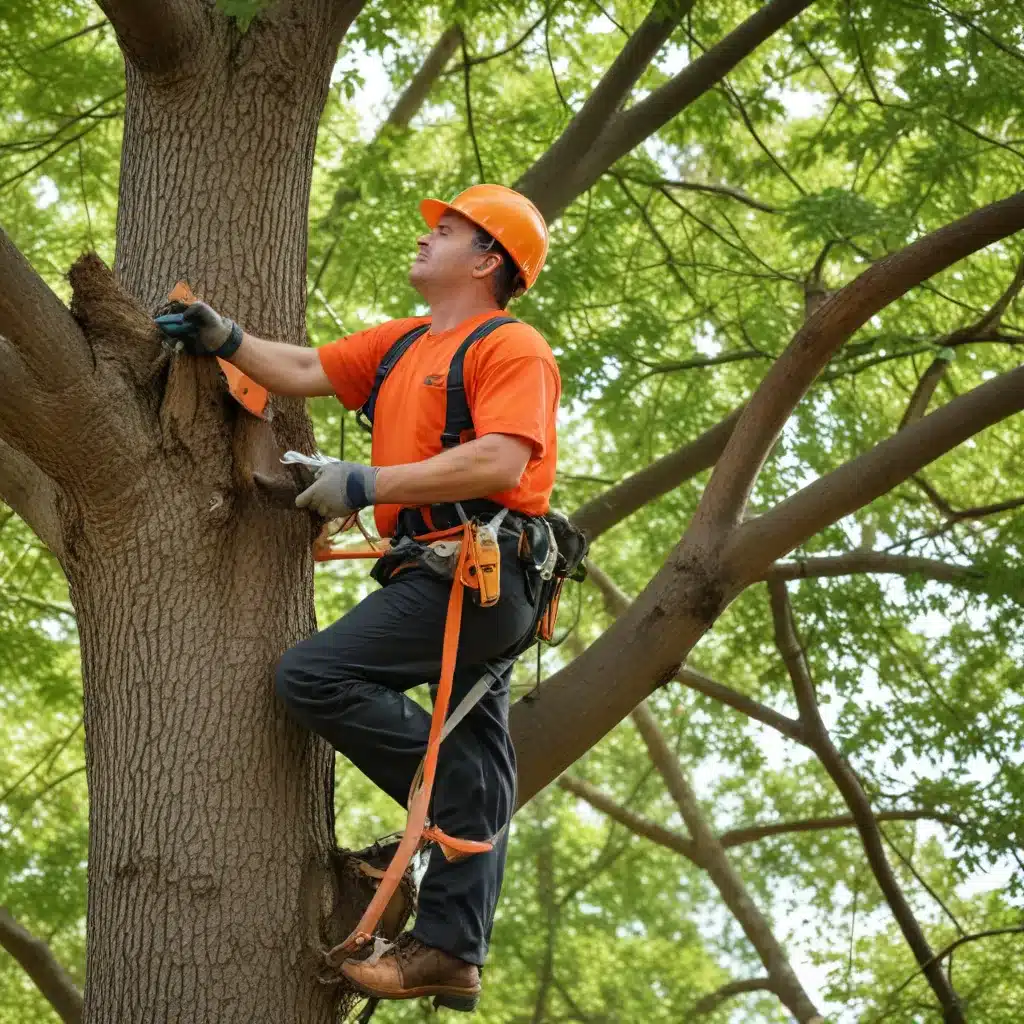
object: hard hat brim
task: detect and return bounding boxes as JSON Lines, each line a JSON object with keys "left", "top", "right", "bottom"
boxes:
{"left": 420, "top": 198, "right": 459, "bottom": 230}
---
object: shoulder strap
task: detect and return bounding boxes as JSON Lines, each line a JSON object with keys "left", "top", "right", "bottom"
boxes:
{"left": 441, "top": 316, "right": 519, "bottom": 448}
{"left": 357, "top": 323, "right": 431, "bottom": 433}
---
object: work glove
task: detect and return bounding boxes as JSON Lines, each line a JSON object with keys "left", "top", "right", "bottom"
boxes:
{"left": 154, "top": 302, "right": 243, "bottom": 359}
{"left": 295, "top": 460, "right": 378, "bottom": 518}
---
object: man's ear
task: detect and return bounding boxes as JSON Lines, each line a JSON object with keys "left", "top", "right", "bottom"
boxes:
{"left": 471, "top": 251, "right": 502, "bottom": 279}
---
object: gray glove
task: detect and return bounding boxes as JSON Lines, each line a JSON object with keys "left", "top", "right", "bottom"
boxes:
{"left": 295, "top": 460, "right": 378, "bottom": 518}
{"left": 154, "top": 302, "right": 242, "bottom": 358}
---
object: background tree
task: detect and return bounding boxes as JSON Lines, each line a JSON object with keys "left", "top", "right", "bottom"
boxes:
{"left": 1, "top": 1, "right": 1022, "bottom": 1022}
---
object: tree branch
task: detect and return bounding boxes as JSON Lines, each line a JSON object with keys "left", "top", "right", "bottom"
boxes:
{"left": 698, "top": 189, "right": 1024, "bottom": 537}
{"left": 516, "top": 0, "right": 691, "bottom": 217}
{"left": 631, "top": 703, "right": 824, "bottom": 1022}
{"left": 717, "top": 810, "right": 961, "bottom": 849}
{"left": 571, "top": 407, "right": 742, "bottom": 539}
{"left": 899, "top": 351, "right": 954, "bottom": 428}
{"left": 95, "top": 0, "right": 204, "bottom": 73}
{"left": 630, "top": 173, "right": 781, "bottom": 214}
{"left": 0, "top": 228, "right": 91, "bottom": 390}
{"left": 557, "top": 774, "right": 699, "bottom": 863}
{"left": 767, "top": 580, "right": 965, "bottom": 1023}
{"left": 586, "top": 559, "right": 807, "bottom": 742}
{"left": 385, "top": 26, "right": 462, "bottom": 130}
{"left": 0, "top": 908, "right": 82, "bottom": 1024}
{"left": 764, "top": 552, "right": 982, "bottom": 586}
{"left": 729, "top": 364, "right": 1024, "bottom": 577}
{"left": 0, "top": 438, "right": 64, "bottom": 559}
{"left": 690, "top": 977, "right": 776, "bottom": 1016}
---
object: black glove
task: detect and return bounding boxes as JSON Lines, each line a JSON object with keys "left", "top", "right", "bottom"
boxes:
{"left": 154, "top": 302, "right": 243, "bottom": 358}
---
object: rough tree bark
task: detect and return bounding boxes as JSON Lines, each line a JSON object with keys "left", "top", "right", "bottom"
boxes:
{"left": 3, "top": 2, "right": 362, "bottom": 1021}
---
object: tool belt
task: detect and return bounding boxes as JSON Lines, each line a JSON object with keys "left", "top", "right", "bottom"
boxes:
{"left": 372, "top": 501, "right": 589, "bottom": 647}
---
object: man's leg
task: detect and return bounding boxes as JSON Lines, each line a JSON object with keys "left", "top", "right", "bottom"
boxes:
{"left": 275, "top": 559, "right": 532, "bottom": 967}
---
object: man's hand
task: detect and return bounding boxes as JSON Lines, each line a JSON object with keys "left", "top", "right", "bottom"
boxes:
{"left": 295, "top": 461, "right": 379, "bottom": 518}
{"left": 155, "top": 302, "right": 243, "bottom": 359}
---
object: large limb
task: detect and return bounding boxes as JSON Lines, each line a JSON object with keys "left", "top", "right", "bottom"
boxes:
{"left": 516, "top": 1, "right": 691, "bottom": 216}
{"left": 571, "top": 408, "right": 741, "bottom": 539}
{"left": 729, "top": 364, "right": 1024, "bottom": 576}
{"left": 519, "top": 0, "right": 816, "bottom": 219}
{"left": 95, "top": 0, "right": 204, "bottom": 73}
{"left": 0, "top": 908, "right": 82, "bottom": 1024}
{"left": 768, "top": 580, "right": 966, "bottom": 1023}
{"left": 0, "top": 438, "right": 63, "bottom": 559}
{"left": 699, "top": 190, "right": 1024, "bottom": 533}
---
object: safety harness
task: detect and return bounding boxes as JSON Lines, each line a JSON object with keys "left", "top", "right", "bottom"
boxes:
{"left": 296, "top": 315, "right": 587, "bottom": 972}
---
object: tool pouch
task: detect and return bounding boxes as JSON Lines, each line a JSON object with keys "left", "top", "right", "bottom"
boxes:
{"left": 461, "top": 521, "right": 502, "bottom": 607}
{"left": 518, "top": 511, "right": 589, "bottom": 645}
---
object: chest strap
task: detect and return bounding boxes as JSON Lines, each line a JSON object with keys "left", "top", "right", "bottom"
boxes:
{"left": 357, "top": 316, "right": 519, "bottom": 448}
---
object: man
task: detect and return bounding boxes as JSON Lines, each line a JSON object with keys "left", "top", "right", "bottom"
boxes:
{"left": 156, "top": 184, "right": 559, "bottom": 1012}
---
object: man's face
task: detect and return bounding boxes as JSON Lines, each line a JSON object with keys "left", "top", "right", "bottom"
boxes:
{"left": 409, "top": 211, "right": 485, "bottom": 296}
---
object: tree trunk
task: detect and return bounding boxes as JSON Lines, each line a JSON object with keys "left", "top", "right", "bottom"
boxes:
{"left": 68, "top": 16, "right": 343, "bottom": 1023}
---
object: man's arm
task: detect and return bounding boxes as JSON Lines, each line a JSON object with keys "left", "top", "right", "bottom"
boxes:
{"left": 228, "top": 333, "right": 334, "bottom": 398}
{"left": 375, "top": 433, "right": 533, "bottom": 505}
{"left": 155, "top": 302, "right": 334, "bottom": 397}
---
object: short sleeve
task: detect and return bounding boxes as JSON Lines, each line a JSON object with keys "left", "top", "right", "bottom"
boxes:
{"left": 467, "top": 332, "right": 559, "bottom": 457}
{"left": 317, "top": 318, "right": 427, "bottom": 411}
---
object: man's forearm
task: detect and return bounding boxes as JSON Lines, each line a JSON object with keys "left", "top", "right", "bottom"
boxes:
{"left": 227, "top": 334, "right": 333, "bottom": 397}
{"left": 375, "top": 435, "right": 528, "bottom": 506}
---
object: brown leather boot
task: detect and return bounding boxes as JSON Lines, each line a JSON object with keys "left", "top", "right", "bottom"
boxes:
{"left": 340, "top": 932, "right": 482, "bottom": 1011}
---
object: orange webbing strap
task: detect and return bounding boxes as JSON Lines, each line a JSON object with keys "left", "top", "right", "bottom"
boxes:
{"left": 325, "top": 530, "right": 478, "bottom": 967}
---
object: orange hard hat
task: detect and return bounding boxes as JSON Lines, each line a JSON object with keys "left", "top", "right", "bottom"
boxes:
{"left": 419, "top": 184, "right": 549, "bottom": 290}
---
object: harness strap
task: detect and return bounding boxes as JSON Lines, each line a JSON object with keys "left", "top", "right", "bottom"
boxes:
{"left": 357, "top": 323, "right": 430, "bottom": 432}
{"left": 441, "top": 316, "right": 518, "bottom": 448}
{"left": 325, "top": 521, "right": 509, "bottom": 967}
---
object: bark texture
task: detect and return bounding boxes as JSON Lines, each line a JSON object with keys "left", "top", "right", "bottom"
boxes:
{"left": 45, "top": 8, "right": 355, "bottom": 1023}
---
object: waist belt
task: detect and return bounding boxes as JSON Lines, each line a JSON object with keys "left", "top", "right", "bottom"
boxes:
{"left": 394, "top": 499, "right": 511, "bottom": 538}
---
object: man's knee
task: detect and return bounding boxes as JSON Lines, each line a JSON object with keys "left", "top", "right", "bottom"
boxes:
{"left": 274, "top": 645, "right": 308, "bottom": 713}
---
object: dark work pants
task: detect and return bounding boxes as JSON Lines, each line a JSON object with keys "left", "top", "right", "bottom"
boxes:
{"left": 275, "top": 536, "right": 534, "bottom": 966}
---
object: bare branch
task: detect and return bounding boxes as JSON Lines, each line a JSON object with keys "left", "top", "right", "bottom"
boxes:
{"left": 768, "top": 580, "right": 965, "bottom": 1022}
{"left": 517, "top": 1, "right": 690, "bottom": 217}
{"left": 729, "top": 364, "right": 1024, "bottom": 577}
{"left": 95, "top": 0, "right": 204, "bottom": 73}
{"left": 700, "top": 190, "right": 1024, "bottom": 535}
{"left": 571, "top": 408, "right": 742, "bottom": 539}
{"left": 718, "top": 810, "right": 962, "bottom": 849}
{"left": 690, "top": 977, "right": 776, "bottom": 1016}
{"left": 899, "top": 351, "right": 954, "bottom": 428}
{"left": 386, "top": 26, "right": 463, "bottom": 130}
{"left": 764, "top": 552, "right": 982, "bottom": 586}
{"left": 0, "top": 439, "right": 64, "bottom": 560}
{"left": 0, "top": 908, "right": 82, "bottom": 1024}
{"left": 629, "top": 173, "right": 781, "bottom": 214}
{"left": 631, "top": 703, "right": 824, "bottom": 1022}
{"left": 884, "top": 926, "right": 1024, "bottom": 1008}
{"left": 557, "top": 774, "right": 699, "bottom": 863}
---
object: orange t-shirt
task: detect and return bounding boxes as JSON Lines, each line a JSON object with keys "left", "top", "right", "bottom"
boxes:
{"left": 318, "top": 312, "right": 561, "bottom": 538}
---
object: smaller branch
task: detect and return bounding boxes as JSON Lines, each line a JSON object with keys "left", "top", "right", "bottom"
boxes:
{"left": 763, "top": 553, "right": 981, "bottom": 586}
{"left": 881, "top": 926, "right": 1024, "bottom": 1011}
{"left": 967, "top": 253, "right": 1024, "bottom": 335}
{"left": 729, "top": 363, "right": 1024, "bottom": 579}
{"left": 386, "top": 26, "right": 462, "bottom": 130}
{"left": 899, "top": 351, "right": 954, "bottom": 428}
{"left": 461, "top": 35, "right": 486, "bottom": 180}
{"left": 690, "top": 977, "right": 775, "bottom": 1016}
{"left": 95, "top": 0, "right": 203, "bottom": 74}
{"left": 718, "top": 810, "right": 961, "bottom": 849}
{"left": 37, "top": 19, "right": 108, "bottom": 52}
{"left": 633, "top": 173, "right": 781, "bottom": 214}
{"left": 0, "top": 908, "right": 82, "bottom": 1024}
{"left": 557, "top": 774, "right": 699, "bottom": 864}
{"left": 768, "top": 580, "right": 965, "bottom": 1023}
